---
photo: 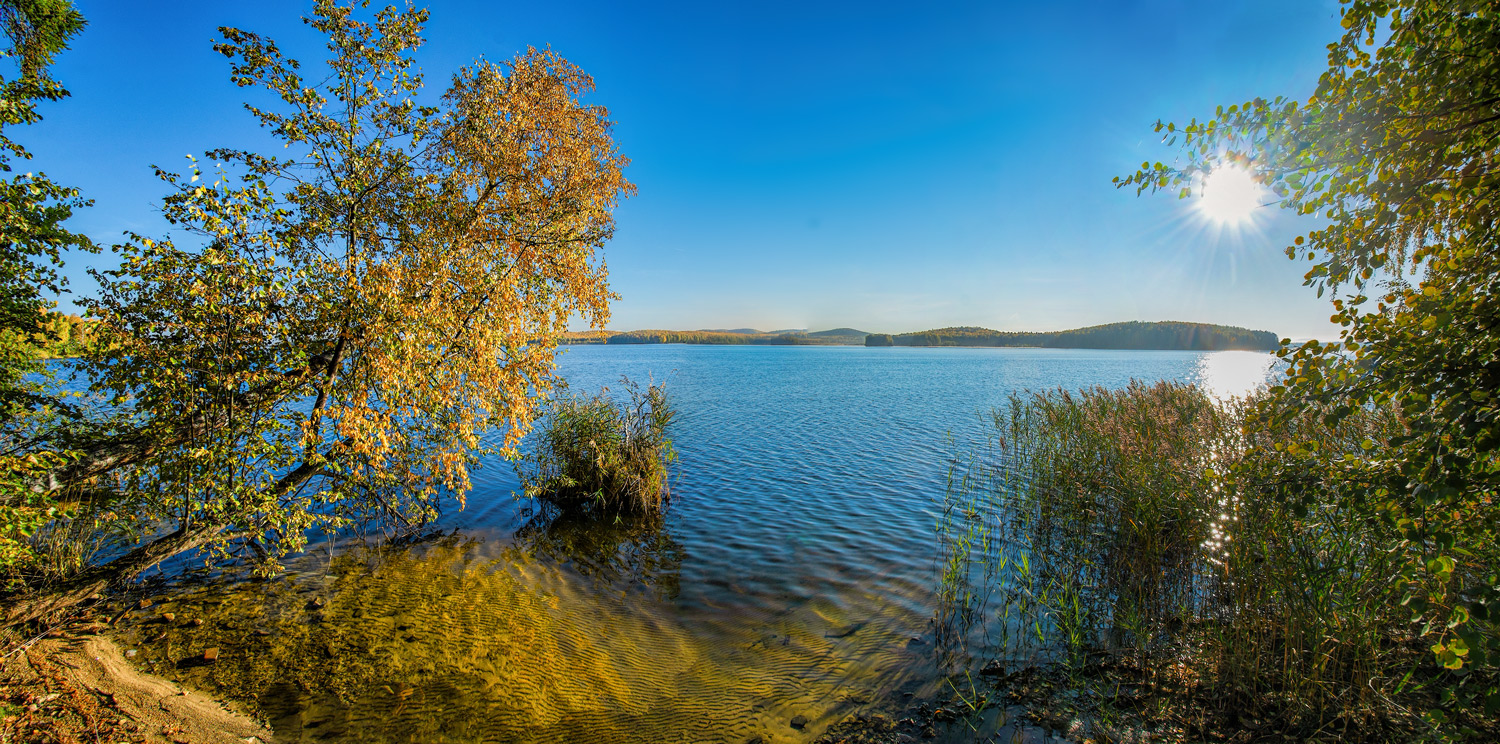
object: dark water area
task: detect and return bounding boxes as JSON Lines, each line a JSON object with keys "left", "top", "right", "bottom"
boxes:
{"left": 116, "top": 345, "right": 1277, "bottom": 743}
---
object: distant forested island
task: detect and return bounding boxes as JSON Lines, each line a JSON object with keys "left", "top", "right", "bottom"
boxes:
{"left": 866, "top": 321, "right": 1278, "bottom": 350}
{"left": 561, "top": 321, "right": 1279, "bottom": 351}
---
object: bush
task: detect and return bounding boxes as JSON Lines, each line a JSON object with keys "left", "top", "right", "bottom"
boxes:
{"left": 518, "top": 377, "right": 675, "bottom": 513}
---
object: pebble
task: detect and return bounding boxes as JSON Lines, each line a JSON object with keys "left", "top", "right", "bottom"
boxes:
{"left": 790, "top": 715, "right": 807, "bottom": 729}
{"left": 124, "top": 649, "right": 138, "bottom": 658}
{"left": 137, "top": 599, "right": 152, "bottom": 610}
{"left": 203, "top": 647, "right": 220, "bottom": 662}
{"left": 160, "top": 612, "right": 176, "bottom": 623}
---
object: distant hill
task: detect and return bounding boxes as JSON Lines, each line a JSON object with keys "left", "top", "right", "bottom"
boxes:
{"left": 866, "top": 321, "right": 1278, "bottom": 351}
{"left": 803, "top": 327, "right": 870, "bottom": 345}
{"left": 807, "top": 327, "right": 867, "bottom": 337}
{"left": 697, "top": 328, "right": 763, "bottom": 334}
{"left": 559, "top": 322, "right": 1275, "bottom": 350}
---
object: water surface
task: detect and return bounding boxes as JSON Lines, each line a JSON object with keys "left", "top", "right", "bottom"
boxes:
{"left": 119, "top": 346, "right": 1276, "bottom": 743}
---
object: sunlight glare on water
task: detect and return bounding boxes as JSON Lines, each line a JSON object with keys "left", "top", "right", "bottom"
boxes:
{"left": 1194, "top": 350, "right": 1280, "bottom": 399}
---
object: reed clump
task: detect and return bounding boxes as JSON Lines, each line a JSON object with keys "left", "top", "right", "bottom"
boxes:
{"left": 938, "top": 380, "right": 1496, "bottom": 741}
{"left": 938, "top": 381, "right": 1230, "bottom": 664}
{"left": 518, "top": 377, "right": 675, "bottom": 514}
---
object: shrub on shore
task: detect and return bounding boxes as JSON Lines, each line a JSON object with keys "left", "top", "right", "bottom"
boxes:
{"left": 518, "top": 378, "right": 675, "bottom": 514}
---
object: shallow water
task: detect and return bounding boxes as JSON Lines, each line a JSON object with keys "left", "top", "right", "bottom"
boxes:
{"left": 117, "top": 346, "right": 1277, "bottom": 743}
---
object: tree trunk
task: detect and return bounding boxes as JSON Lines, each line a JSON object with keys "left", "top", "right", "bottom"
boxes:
{"left": 20, "top": 433, "right": 157, "bottom": 496}
{"left": 2, "top": 521, "right": 226, "bottom": 627}
{"left": 14, "top": 351, "right": 338, "bottom": 500}
{"left": 3, "top": 455, "right": 326, "bottom": 629}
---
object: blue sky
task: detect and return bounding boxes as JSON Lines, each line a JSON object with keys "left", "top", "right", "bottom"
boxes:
{"left": 31, "top": 0, "right": 1345, "bottom": 339}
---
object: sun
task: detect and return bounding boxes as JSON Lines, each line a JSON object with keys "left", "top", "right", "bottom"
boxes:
{"left": 1197, "top": 165, "right": 1265, "bottom": 225}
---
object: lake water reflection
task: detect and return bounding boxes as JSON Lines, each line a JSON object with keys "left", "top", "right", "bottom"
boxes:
{"left": 120, "top": 346, "right": 1278, "bottom": 743}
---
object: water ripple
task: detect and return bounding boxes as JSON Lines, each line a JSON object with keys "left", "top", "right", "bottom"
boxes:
{"left": 133, "top": 345, "right": 1276, "bottom": 743}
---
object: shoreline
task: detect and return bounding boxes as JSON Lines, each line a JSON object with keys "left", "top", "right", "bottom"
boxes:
{"left": 1, "top": 627, "right": 270, "bottom": 744}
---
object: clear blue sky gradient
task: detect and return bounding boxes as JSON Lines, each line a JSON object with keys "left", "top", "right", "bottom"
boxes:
{"left": 29, "top": 1, "right": 1347, "bottom": 339}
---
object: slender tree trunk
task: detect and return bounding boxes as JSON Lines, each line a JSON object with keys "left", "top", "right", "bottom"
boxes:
{"left": 3, "top": 456, "right": 326, "bottom": 629}
{"left": 2, "top": 521, "right": 228, "bottom": 627}
{"left": 13, "top": 350, "right": 339, "bottom": 500}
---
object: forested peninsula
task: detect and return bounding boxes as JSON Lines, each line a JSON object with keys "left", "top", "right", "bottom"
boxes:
{"left": 865, "top": 320, "right": 1278, "bottom": 350}
{"left": 562, "top": 321, "right": 1278, "bottom": 351}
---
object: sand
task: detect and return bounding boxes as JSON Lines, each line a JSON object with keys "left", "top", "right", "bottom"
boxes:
{"left": 2, "top": 629, "right": 271, "bottom": 744}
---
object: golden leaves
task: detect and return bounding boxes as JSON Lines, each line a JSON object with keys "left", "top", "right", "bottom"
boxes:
{"left": 89, "top": 1, "right": 632, "bottom": 562}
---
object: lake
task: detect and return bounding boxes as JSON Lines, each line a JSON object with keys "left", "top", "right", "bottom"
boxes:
{"left": 118, "top": 345, "right": 1278, "bottom": 743}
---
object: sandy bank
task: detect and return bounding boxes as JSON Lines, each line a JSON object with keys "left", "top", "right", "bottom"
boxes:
{"left": 1, "top": 629, "right": 271, "bottom": 744}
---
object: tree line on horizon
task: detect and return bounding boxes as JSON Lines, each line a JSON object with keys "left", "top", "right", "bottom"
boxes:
{"left": 560, "top": 320, "right": 1279, "bottom": 351}
{"left": 3, "top": 310, "right": 104, "bottom": 358}
{"left": 864, "top": 320, "right": 1279, "bottom": 350}
{"left": 563, "top": 329, "right": 832, "bottom": 345}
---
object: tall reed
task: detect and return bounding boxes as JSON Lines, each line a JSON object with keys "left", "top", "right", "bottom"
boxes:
{"left": 937, "top": 380, "right": 1490, "bottom": 739}
{"left": 1208, "top": 400, "right": 1418, "bottom": 728}
{"left": 938, "top": 382, "right": 1229, "bottom": 664}
{"left": 517, "top": 377, "right": 675, "bottom": 514}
